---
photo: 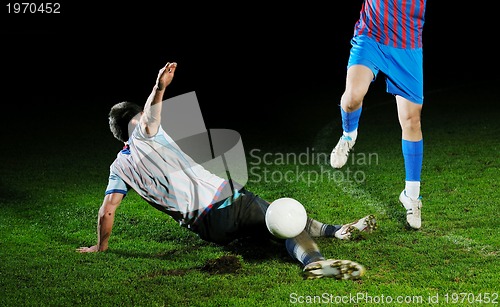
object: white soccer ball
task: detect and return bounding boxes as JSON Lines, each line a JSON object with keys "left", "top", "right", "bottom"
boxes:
{"left": 265, "top": 197, "right": 307, "bottom": 239}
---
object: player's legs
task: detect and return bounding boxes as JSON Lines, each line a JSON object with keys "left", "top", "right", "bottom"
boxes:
{"left": 330, "top": 65, "right": 373, "bottom": 168}
{"left": 340, "top": 65, "right": 373, "bottom": 134}
{"left": 286, "top": 231, "right": 365, "bottom": 280}
{"left": 382, "top": 43, "right": 424, "bottom": 229}
{"left": 331, "top": 35, "right": 381, "bottom": 169}
{"left": 198, "top": 191, "right": 368, "bottom": 279}
{"left": 196, "top": 190, "right": 375, "bottom": 244}
{"left": 396, "top": 96, "right": 423, "bottom": 229}
{"left": 341, "top": 65, "right": 373, "bottom": 113}
{"left": 396, "top": 95, "right": 423, "bottom": 141}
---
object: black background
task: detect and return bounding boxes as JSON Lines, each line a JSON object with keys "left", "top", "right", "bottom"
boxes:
{"left": 1, "top": 2, "right": 494, "bottom": 131}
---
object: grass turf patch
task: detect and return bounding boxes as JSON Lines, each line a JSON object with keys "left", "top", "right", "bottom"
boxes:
{"left": 0, "top": 80, "right": 498, "bottom": 306}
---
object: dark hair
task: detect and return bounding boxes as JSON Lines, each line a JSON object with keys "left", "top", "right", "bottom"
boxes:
{"left": 108, "top": 101, "right": 143, "bottom": 142}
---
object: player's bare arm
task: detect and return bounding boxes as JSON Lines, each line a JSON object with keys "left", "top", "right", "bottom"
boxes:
{"left": 76, "top": 193, "right": 124, "bottom": 253}
{"left": 141, "top": 62, "right": 177, "bottom": 137}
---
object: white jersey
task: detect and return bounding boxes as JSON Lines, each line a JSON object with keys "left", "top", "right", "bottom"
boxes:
{"left": 105, "top": 125, "right": 227, "bottom": 227}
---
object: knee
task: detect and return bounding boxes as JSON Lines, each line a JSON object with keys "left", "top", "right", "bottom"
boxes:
{"left": 400, "top": 113, "right": 421, "bottom": 132}
{"left": 341, "top": 89, "right": 364, "bottom": 111}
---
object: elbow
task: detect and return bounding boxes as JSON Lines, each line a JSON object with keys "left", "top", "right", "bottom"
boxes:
{"left": 100, "top": 193, "right": 123, "bottom": 215}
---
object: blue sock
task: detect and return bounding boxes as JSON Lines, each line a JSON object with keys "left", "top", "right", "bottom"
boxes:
{"left": 322, "top": 224, "right": 341, "bottom": 237}
{"left": 402, "top": 139, "right": 423, "bottom": 181}
{"left": 341, "top": 106, "right": 362, "bottom": 133}
{"left": 285, "top": 237, "right": 324, "bottom": 266}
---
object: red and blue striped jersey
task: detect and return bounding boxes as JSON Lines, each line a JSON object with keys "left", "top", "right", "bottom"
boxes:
{"left": 354, "top": 0, "right": 426, "bottom": 49}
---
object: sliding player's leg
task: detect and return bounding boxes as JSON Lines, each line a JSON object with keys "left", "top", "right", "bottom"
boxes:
{"left": 285, "top": 231, "right": 365, "bottom": 280}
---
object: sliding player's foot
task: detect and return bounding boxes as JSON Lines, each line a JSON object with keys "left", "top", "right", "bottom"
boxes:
{"left": 303, "top": 259, "right": 365, "bottom": 280}
{"left": 335, "top": 214, "right": 377, "bottom": 240}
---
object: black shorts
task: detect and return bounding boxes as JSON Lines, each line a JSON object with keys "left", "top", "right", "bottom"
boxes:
{"left": 193, "top": 188, "right": 274, "bottom": 245}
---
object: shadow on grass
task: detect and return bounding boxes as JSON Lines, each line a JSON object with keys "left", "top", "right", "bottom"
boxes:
{"left": 222, "top": 236, "right": 292, "bottom": 263}
{"left": 140, "top": 254, "right": 245, "bottom": 278}
{"left": 108, "top": 233, "right": 295, "bottom": 279}
{"left": 385, "top": 199, "right": 409, "bottom": 227}
{"left": 109, "top": 235, "right": 292, "bottom": 264}
{"left": 107, "top": 236, "right": 295, "bottom": 279}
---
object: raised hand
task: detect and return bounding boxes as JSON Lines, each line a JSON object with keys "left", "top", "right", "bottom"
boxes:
{"left": 156, "top": 62, "right": 177, "bottom": 91}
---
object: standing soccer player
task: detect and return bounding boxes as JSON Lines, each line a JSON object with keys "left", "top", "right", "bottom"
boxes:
{"left": 330, "top": 0, "right": 426, "bottom": 229}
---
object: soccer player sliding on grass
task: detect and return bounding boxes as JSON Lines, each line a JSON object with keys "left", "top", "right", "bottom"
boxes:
{"left": 330, "top": 0, "right": 426, "bottom": 229}
{"left": 76, "top": 61, "right": 376, "bottom": 280}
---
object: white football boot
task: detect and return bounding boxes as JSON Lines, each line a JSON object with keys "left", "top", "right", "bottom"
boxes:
{"left": 303, "top": 259, "right": 366, "bottom": 280}
{"left": 399, "top": 190, "right": 422, "bottom": 229}
{"left": 330, "top": 135, "right": 355, "bottom": 168}
{"left": 335, "top": 214, "right": 377, "bottom": 240}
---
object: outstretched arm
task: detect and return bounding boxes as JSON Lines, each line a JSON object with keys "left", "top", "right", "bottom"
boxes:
{"left": 76, "top": 193, "right": 124, "bottom": 253}
{"left": 141, "top": 62, "right": 177, "bottom": 137}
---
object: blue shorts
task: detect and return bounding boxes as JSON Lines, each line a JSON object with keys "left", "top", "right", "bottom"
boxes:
{"left": 348, "top": 35, "right": 424, "bottom": 104}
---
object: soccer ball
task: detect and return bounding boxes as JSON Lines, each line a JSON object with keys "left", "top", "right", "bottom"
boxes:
{"left": 265, "top": 197, "right": 307, "bottom": 239}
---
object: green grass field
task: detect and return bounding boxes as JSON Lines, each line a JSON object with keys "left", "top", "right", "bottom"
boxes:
{"left": 1, "top": 80, "right": 499, "bottom": 306}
